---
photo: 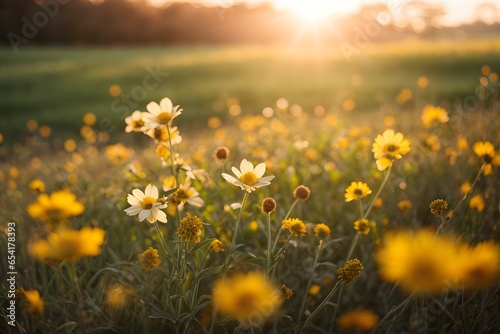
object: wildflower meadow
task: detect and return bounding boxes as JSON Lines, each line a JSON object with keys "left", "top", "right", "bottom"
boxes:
{"left": 1, "top": 26, "right": 500, "bottom": 334}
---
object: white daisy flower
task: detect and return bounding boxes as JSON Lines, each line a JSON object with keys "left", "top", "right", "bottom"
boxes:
{"left": 124, "top": 184, "right": 168, "bottom": 223}
{"left": 124, "top": 110, "right": 147, "bottom": 133}
{"left": 143, "top": 97, "right": 182, "bottom": 129}
{"left": 221, "top": 159, "right": 274, "bottom": 193}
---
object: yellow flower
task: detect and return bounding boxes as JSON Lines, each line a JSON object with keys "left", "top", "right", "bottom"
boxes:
{"left": 469, "top": 194, "right": 485, "bottom": 212}
{"left": 309, "top": 284, "right": 320, "bottom": 296}
{"left": 282, "top": 218, "right": 307, "bottom": 237}
{"left": 444, "top": 147, "right": 458, "bottom": 165}
{"left": 422, "top": 134, "right": 441, "bottom": 153}
{"left": 106, "top": 283, "right": 132, "bottom": 309}
{"left": 124, "top": 184, "right": 168, "bottom": 223}
{"left": 455, "top": 242, "right": 500, "bottom": 288}
{"left": 421, "top": 104, "right": 449, "bottom": 128}
{"left": 281, "top": 284, "right": 293, "bottom": 299}
{"left": 146, "top": 126, "right": 182, "bottom": 145}
{"left": 139, "top": 247, "right": 161, "bottom": 271}
{"left": 164, "top": 178, "right": 204, "bottom": 216}
{"left": 473, "top": 141, "right": 500, "bottom": 175}
{"left": 125, "top": 110, "right": 146, "bottom": 133}
{"left": 20, "top": 289, "right": 44, "bottom": 314}
{"left": 176, "top": 213, "right": 203, "bottom": 243}
{"left": 353, "top": 219, "right": 371, "bottom": 235}
{"left": 221, "top": 159, "right": 274, "bottom": 193}
{"left": 457, "top": 136, "right": 469, "bottom": 152}
{"left": 345, "top": 181, "right": 372, "bottom": 202}
{"left": 375, "top": 230, "right": 457, "bottom": 294}
{"left": 27, "top": 190, "right": 85, "bottom": 225}
{"left": 213, "top": 272, "right": 282, "bottom": 324}
{"left": 337, "top": 309, "right": 379, "bottom": 332}
{"left": 460, "top": 182, "right": 471, "bottom": 195}
{"left": 32, "top": 227, "right": 105, "bottom": 263}
{"left": 372, "top": 129, "right": 410, "bottom": 171}
{"left": 105, "top": 144, "right": 132, "bottom": 165}
{"left": 143, "top": 97, "right": 182, "bottom": 129}
{"left": 397, "top": 199, "right": 412, "bottom": 213}
{"left": 249, "top": 221, "right": 259, "bottom": 232}
{"left": 211, "top": 239, "right": 224, "bottom": 253}
{"left": 29, "top": 179, "right": 46, "bottom": 193}
{"left": 314, "top": 223, "right": 331, "bottom": 239}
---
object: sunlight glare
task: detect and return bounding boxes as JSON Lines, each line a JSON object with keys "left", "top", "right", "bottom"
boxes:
{"left": 273, "top": 0, "right": 354, "bottom": 23}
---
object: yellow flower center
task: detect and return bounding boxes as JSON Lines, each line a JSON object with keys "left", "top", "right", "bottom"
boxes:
{"left": 240, "top": 172, "right": 259, "bottom": 186}
{"left": 354, "top": 189, "right": 363, "bottom": 196}
{"left": 482, "top": 154, "right": 493, "bottom": 164}
{"left": 465, "top": 266, "right": 489, "bottom": 283}
{"left": 411, "top": 260, "right": 436, "bottom": 281}
{"left": 140, "top": 197, "right": 156, "bottom": 210}
{"left": 234, "top": 291, "right": 257, "bottom": 313}
{"left": 157, "top": 112, "right": 172, "bottom": 124}
{"left": 387, "top": 144, "right": 396, "bottom": 152}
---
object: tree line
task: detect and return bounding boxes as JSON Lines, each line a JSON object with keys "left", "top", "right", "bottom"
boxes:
{"left": 1, "top": 0, "right": 499, "bottom": 50}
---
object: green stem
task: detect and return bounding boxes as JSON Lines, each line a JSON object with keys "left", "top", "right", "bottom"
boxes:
{"left": 65, "top": 261, "right": 86, "bottom": 328}
{"left": 284, "top": 198, "right": 300, "bottom": 221}
{"left": 368, "top": 293, "right": 416, "bottom": 334}
{"left": 343, "top": 232, "right": 361, "bottom": 265}
{"left": 297, "top": 241, "right": 323, "bottom": 324}
{"left": 223, "top": 191, "right": 250, "bottom": 276}
{"left": 210, "top": 192, "right": 250, "bottom": 333}
{"left": 270, "top": 198, "right": 300, "bottom": 258}
{"left": 363, "top": 165, "right": 392, "bottom": 220}
{"left": 450, "top": 163, "right": 484, "bottom": 217}
{"left": 154, "top": 222, "right": 169, "bottom": 256}
{"left": 358, "top": 199, "right": 365, "bottom": 219}
{"left": 295, "top": 281, "right": 342, "bottom": 334}
{"left": 265, "top": 213, "right": 273, "bottom": 277}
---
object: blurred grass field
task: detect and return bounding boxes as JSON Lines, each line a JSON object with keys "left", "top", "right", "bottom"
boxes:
{"left": 1, "top": 37, "right": 500, "bottom": 145}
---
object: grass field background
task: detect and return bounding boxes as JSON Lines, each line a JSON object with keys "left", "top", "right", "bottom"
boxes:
{"left": 1, "top": 37, "right": 500, "bottom": 145}
{"left": 1, "top": 36, "right": 500, "bottom": 333}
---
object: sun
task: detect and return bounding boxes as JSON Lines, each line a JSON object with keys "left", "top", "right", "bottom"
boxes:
{"left": 273, "top": 0, "right": 354, "bottom": 23}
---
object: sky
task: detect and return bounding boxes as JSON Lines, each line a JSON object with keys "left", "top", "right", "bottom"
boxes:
{"left": 160, "top": 0, "right": 500, "bottom": 26}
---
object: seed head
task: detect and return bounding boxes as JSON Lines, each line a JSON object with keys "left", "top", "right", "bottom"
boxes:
{"left": 338, "top": 258, "right": 364, "bottom": 284}
{"left": 293, "top": 185, "right": 311, "bottom": 201}
{"left": 262, "top": 197, "right": 277, "bottom": 214}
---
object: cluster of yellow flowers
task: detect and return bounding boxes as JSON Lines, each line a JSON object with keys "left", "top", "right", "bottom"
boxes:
{"left": 376, "top": 230, "right": 500, "bottom": 293}
{"left": 25, "top": 187, "right": 106, "bottom": 315}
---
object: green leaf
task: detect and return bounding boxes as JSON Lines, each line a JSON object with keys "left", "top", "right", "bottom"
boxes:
{"left": 55, "top": 322, "right": 78, "bottom": 333}
{"left": 169, "top": 294, "right": 182, "bottom": 301}
{"left": 163, "top": 187, "right": 179, "bottom": 197}
{"left": 189, "top": 238, "right": 215, "bottom": 254}
{"left": 195, "top": 265, "right": 224, "bottom": 281}
{"left": 149, "top": 312, "right": 176, "bottom": 322}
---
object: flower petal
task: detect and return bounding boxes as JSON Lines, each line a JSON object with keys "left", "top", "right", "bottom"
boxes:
{"left": 146, "top": 101, "right": 161, "bottom": 115}
{"left": 231, "top": 166, "right": 242, "bottom": 178}
{"left": 253, "top": 163, "right": 266, "bottom": 178}
{"left": 222, "top": 173, "right": 238, "bottom": 185}
{"left": 132, "top": 189, "right": 145, "bottom": 200}
{"left": 159, "top": 98, "right": 173, "bottom": 112}
{"left": 145, "top": 184, "right": 158, "bottom": 199}
{"left": 127, "top": 194, "right": 141, "bottom": 206}
{"left": 156, "top": 210, "right": 167, "bottom": 223}
{"left": 138, "top": 210, "right": 149, "bottom": 222}
{"left": 240, "top": 159, "right": 253, "bottom": 174}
